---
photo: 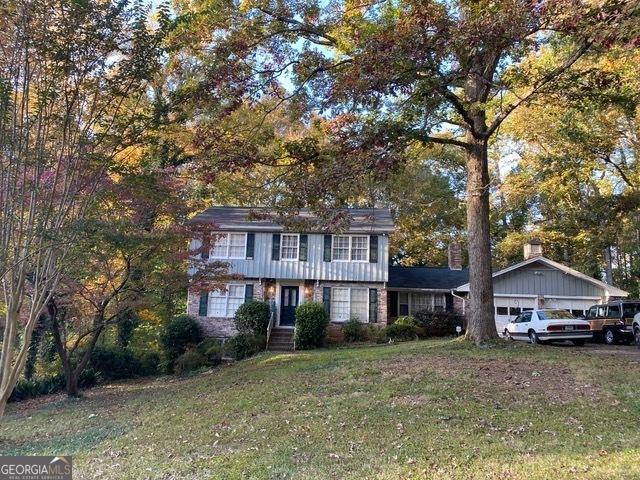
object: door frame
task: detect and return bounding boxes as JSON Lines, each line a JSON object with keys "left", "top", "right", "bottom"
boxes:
{"left": 276, "top": 280, "right": 305, "bottom": 328}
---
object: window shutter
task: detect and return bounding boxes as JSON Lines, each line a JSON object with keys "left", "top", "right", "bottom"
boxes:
{"left": 245, "top": 284, "right": 254, "bottom": 302}
{"left": 272, "top": 234, "right": 280, "bottom": 261}
{"left": 299, "top": 234, "right": 308, "bottom": 261}
{"left": 369, "top": 289, "right": 378, "bottom": 323}
{"left": 369, "top": 235, "right": 378, "bottom": 263}
{"left": 198, "top": 292, "right": 209, "bottom": 316}
{"left": 201, "top": 233, "right": 210, "bottom": 260}
{"left": 246, "top": 233, "right": 255, "bottom": 259}
{"left": 322, "top": 287, "right": 331, "bottom": 315}
{"left": 323, "top": 235, "right": 332, "bottom": 262}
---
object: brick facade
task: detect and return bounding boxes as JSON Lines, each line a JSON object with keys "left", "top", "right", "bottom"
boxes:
{"left": 187, "top": 279, "right": 264, "bottom": 338}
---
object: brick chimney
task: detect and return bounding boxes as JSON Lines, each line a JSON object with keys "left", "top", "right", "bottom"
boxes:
{"left": 448, "top": 242, "right": 463, "bottom": 270}
{"left": 524, "top": 239, "right": 543, "bottom": 260}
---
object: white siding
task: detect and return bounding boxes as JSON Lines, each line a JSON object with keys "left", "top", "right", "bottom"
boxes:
{"left": 192, "top": 232, "right": 389, "bottom": 282}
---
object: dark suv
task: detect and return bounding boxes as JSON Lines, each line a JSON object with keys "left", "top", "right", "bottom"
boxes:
{"left": 584, "top": 301, "right": 640, "bottom": 345}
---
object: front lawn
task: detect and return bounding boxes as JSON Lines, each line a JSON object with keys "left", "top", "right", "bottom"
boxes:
{"left": 2, "top": 339, "right": 640, "bottom": 479}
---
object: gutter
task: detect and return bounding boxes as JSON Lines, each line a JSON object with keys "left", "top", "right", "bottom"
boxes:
{"left": 451, "top": 290, "right": 466, "bottom": 315}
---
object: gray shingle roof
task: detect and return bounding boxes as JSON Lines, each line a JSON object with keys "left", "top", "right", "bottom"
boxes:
{"left": 189, "top": 206, "right": 394, "bottom": 234}
{"left": 388, "top": 266, "right": 470, "bottom": 291}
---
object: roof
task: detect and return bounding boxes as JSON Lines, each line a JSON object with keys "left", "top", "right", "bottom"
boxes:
{"left": 188, "top": 206, "right": 394, "bottom": 234}
{"left": 388, "top": 266, "right": 470, "bottom": 291}
{"left": 455, "top": 256, "right": 629, "bottom": 297}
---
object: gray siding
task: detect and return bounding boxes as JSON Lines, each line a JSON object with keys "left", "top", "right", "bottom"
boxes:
{"left": 193, "top": 232, "right": 389, "bottom": 282}
{"left": 493, "top": 262, "right": 604, "bottom": 297}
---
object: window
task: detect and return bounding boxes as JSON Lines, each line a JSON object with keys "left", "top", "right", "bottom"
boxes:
{"left": 350, "top": 236, "right": 369, "bottom": 261}
{"left": 332, "top": 235, "right": 369, "bottom": 262}
{"left": 398, "top": 292, "right": 409, "bottom": 316}
{"left": 331, "top": 287, "right": 369, "bottom": 322}
{"left": 280, "top": 234, "right": 299, "bottom": 260}
{"left": 211, "top": 233, "right": 246, "bottom": 259}
{"left": 571, "top": 309, "right": 585, "bottom": 317}
{"left": 209, "top": 284, "right": 245, "bottom": 317}
{"left": 588, "top": 306, "right": 597, "bottom": 318}
{"left": 607, "top": 304, "right": 621, "bottom": 318}
{"left": 510, "top": 307, "right": 522, "bottom": 315}
{"left": 597, "top": 305, "right": 606, "bottom": 317}
{"left": 434, "top": 294, "right": 446, "bottom": 312}
{"left": 517, "top": 312, "right": 532, "bottom": 323}
{"left": 623, "top": 303, "right": 640, "bottom": 317}
{"left": 496, "top": 307, "right": 509, "bottom": 316}
{"left": 410, "top": 293, "right": 430, "bottom": 315}
{"left": 332, "top": 236, "right": 350, "bottom": 261}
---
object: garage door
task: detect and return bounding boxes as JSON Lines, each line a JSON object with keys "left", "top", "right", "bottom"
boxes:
{"left": 494, "top": 297, "right": 536, "bottom": 334}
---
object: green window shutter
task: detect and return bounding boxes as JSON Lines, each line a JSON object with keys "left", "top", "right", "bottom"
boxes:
{"left": 369, "top": 289, "right": 378, "bottom": 323}
{"left": 246, "top": 233, "right": 255, "bottom": 259}
{"left": 323, "top": 235, "right": 332, "bottom": 262}
{"left": 201, "top": 233, "right": 210, "bottom": 260}
{"left": 322, "top": 287, "right": 331, "bottom": 316}
{"left": 369, "top": 235, "right": 378, "bottom": 263}
{"left": 198, "top": 292, "right": 209, "bottom": 316}
{"left": 272, "top": 234, "right": 280, "bottom": 261}
{"left": 245, "top": 284, "right": 254, "bottom": 302}
{"left": 299, "top": 234, "right": 308, "bottom": 261}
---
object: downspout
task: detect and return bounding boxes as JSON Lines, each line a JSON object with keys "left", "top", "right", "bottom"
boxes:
{"left": 451, "top": 290, "right": 466, "bottom": 315}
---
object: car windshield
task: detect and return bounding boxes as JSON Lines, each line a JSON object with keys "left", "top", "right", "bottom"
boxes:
{"left": 537, "top": 310, "right": 575, "bottom": 320}
{"left": 622, "top": 303, "right": 640, "bottom": 317}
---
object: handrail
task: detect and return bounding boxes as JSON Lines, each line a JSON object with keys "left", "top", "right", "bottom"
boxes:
{"left": 266, "top": 311, "right": 275, "bottom": 350}
{"left": 293, "top": 325, "right": 296, "bottom": 351}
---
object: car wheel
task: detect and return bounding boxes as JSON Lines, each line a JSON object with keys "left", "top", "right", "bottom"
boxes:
{"left": 504, "top": 329, "right": 513, "bottom": 341}
{"left": 572, "top": 339, "right": 585, "bottom": 346}
{"left": 528, "top": 330, "right": 540, "bottom": 345}
{"left": 634, "top": 327, "right": 640, "bottom": 349}
{"left": 603, "top": 328, "right": 617, "bottom": 345}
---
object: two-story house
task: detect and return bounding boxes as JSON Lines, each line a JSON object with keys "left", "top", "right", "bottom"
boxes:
{"left": 187, "top": 207, "right": 394, "bottom": 342}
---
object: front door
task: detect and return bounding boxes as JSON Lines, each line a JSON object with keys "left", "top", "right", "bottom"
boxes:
{"left": 279, "top": 286, "right": 299, "bottom": 327}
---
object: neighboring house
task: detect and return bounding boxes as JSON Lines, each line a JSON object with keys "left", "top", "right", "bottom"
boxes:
{"left": 187, "top": 207, "right": 394, "bottom": 339}
{"left": 455, "top": 240, "right": 629, "bottom": 333}
{"left": 387, "top": 243, "right": 469, "bottom": 319}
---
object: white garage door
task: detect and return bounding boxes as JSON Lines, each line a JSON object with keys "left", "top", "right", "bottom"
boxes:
{"left": 494, "top": 296, "right": 597, "bottom": 335}
{"left": 494, "top": 297, "right": 536, "bottom": 334}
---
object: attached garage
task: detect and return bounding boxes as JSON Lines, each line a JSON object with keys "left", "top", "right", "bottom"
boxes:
{"left": 455, "top": 243, "right": 629, "bottom": 334}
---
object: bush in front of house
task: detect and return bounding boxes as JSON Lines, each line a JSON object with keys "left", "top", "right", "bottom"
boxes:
{"left": 159, "top": 315, "right": 203, "bottom": 368}
{"left": 137, "top": 351, "right": 161, "bottom": 376}
{"left": 224, "top": 333, "right": 266, "bottom": 360}
{"left": 366, "top": 325, "right": 388, "bottom": 344}
{"left": 196, "top": 337, "right": 224, "bottom": 366}
{"left": 385, "top": 316, "right": 417, "bottom": 341}
{"left": 342, "top": 318, "right": 365, "bottom": 343}
{"left": 414, "top": 310, "right": 464, "bottom": 337}
{"left": 174, "top": 351, "right": 209, "bottom": 375}
{"left": 294, "top": 302, "right": 329, "bottom": 349}
{"left": 234, "top": 300, "right": 271, "bottom": 336}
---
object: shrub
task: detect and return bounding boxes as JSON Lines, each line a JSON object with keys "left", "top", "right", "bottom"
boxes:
{"left": 385, "top": 323, "right": 417, "bottom": 341}
{"left": 9, "top": 369, "right": 98, "bottom": 403}
{"left": 224, "top": 333, "right": 266, "bottom": 360}
{"left": 90, "top": 345, "right": 137, "bottom": 380}
{"left": 137, "top": 351, "right": 161, "bottom": 376}
{"left": 395, "top": 316, "right": 417, "bottom": 327}
{"left": 294, "top": 302, "right": 329, "bottom": 349}
{"left": 342, "top": 318, "right": 365, "bottom": 343}
{"left": 159, "top": 315, "right": 203, "bottom": 367}
{"left": 366, "top": 325, "right": 388, "bottom": 344}
{"left": 174, "top": 351, "right": 208, "bottom": 375}
{"left": 414, "top": 310, "right": 464, "bottom": 337}
{"left": 197, "top": 338, "right": 223, "bottom": 366}
{"left": 234, "top": 300, "right": 271, "bottom": 336}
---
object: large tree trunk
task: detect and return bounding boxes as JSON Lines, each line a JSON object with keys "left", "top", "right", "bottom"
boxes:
{"left": 464, "top": 136, "right": 497, "bottom": 343}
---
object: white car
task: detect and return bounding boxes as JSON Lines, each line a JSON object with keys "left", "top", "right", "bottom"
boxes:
{"left": 504, "top": 309, "right": 592, "bottom": 345}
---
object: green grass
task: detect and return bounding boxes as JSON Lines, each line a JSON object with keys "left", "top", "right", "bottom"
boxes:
{"left": 2, "top": 339, "right": 640, "bottom": 479}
